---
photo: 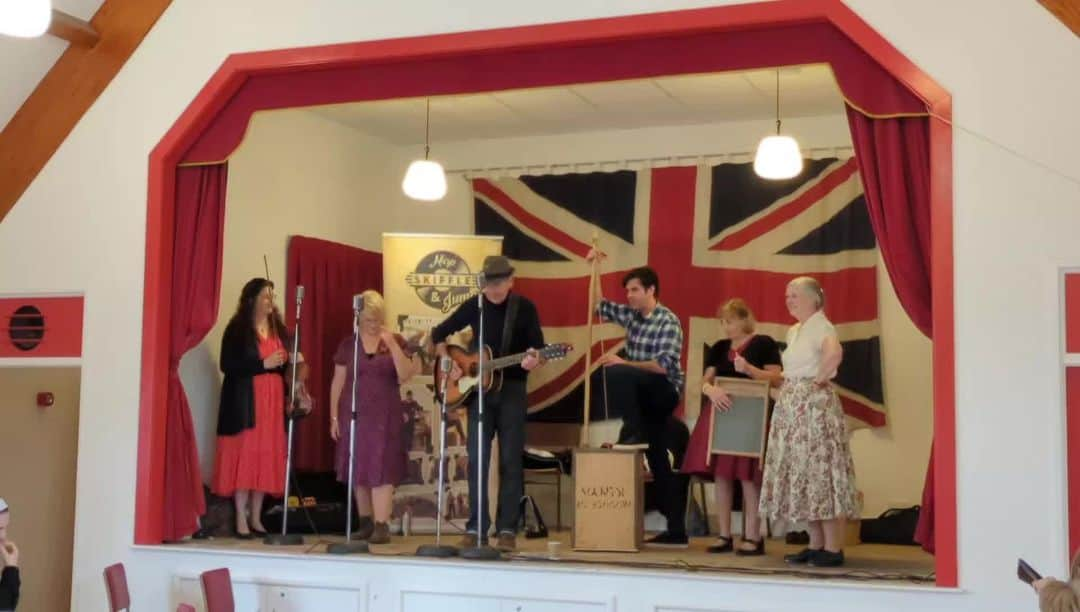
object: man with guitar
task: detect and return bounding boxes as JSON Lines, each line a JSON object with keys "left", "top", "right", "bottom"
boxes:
{"left": 431, "top": 255, "right": 546, "bottom": 552}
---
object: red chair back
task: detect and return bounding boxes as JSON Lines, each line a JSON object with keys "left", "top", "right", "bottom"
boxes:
{"left": 200, "top": 567, "right": 235, "bottom": 612}
{"left": 103, "top": 563, "right": 130, "bottom": 611}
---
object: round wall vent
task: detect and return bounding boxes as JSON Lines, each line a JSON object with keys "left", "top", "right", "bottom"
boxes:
{"left": 9, "top": 305, "right": 45, "bottom": 351}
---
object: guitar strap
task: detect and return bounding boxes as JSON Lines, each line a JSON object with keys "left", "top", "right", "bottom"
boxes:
{"left": 499, "top": 293, "right": 520, "bottom": 358}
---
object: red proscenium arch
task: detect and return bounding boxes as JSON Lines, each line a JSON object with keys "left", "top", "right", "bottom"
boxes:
{"left": 136, "top": 0, "right": 955, "bottom": 586}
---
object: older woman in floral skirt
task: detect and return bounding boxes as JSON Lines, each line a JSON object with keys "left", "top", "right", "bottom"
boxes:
{"left": 759, "top": 276, "right": 860, "bottom": 568}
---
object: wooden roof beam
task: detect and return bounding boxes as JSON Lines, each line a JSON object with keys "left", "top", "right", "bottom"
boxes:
{"left": 0, "top": 0, "right": 173, "bottom": 224}
{"left": 1038, "top": 0, "right": 1080, "bottom": 37}
{"left": 48, "top": 9, "right": 100, "bottom": 48}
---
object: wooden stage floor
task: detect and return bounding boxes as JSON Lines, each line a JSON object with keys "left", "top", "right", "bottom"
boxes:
{"left": 173, "top": 529, "right": 935, "bottom": 586}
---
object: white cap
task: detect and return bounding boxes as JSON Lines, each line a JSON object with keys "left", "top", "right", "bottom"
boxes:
{"left": 0, "top": 498, "right": 7, "bottom": 513}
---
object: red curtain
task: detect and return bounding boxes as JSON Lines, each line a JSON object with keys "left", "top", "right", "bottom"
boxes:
{"left": 163, "top": 163, "right": 228, "bottom": 541}
{"left": 285, "top": 236, "right": 383, "bottom": 472}
{"left": 846, "top": 109, "right": 935, "bottom": 553}
{"left": 914, "top": 446, "right": 936, "bottom": 552}
{"left": 847, "top": 110, "right": 932, "bottom": 336}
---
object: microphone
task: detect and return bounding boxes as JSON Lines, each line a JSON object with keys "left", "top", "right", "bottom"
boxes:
{"left": 438, "top": 355, "right": 452, "bottom": 401}
{"left": 476, "top": 272, "right": 487, "bottom": 289}
{"left": 352, "top": 294, "right": 364, "bottom": 333}
{"left": 296, "top": 285, "right": 305, "bottom": 303}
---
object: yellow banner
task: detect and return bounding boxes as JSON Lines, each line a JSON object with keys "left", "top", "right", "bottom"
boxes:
{"left": 382, "top": 233, "right": 502, "bottom": 366}
{"left": 382, "top": 233, "right": 502, "bottom": 531}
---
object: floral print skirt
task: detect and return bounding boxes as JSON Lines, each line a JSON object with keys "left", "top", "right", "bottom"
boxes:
{"left": 759, "top": 378, "right": 860, "bottom": 522}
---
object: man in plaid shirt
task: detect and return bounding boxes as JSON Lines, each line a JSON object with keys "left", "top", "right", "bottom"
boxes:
{"left": 589, "top": 250, "right": 688, "bottom": 547}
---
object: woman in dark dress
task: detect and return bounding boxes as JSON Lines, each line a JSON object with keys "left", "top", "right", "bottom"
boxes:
{"left": 213, "top": 278, "right": 298, "bottom": 538}
{"left": 683, "top": 299, "right": 782, "bottom": 555}
{"left": 329, "top": 290, "right": 420, "bottom": 544}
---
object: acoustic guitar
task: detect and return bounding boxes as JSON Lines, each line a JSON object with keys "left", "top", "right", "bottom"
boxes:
{"left": 434, "top": 343, "right": 573, "bottom": 408}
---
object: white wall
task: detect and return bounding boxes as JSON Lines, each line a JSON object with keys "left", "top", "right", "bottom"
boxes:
{"left": 0, "top": 0, "right": 1078, "bottom": 610}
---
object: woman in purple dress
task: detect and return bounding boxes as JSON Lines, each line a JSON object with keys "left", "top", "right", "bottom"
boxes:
{"left": 329, "top": 290, "right": 420, "bottom": 544}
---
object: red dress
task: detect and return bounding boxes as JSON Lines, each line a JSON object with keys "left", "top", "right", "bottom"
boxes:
{"left": 212, "top": 334, "right": 287, "bottom": 496}
{"left": 683, "top": 335, "right": 781, "bottom": 485}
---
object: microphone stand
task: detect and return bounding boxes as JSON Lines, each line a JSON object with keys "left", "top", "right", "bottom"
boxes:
{"left": 265, "top": 286, "right": 306, "bottom": 546}
{"left": 416, "top": 356, "right": 459, "bottom": 558}
{"left": 461, "top": 277, "right": 501, "bottom": 560}
{"left": 328, "top": 297, "right": 370, "bottom": 555}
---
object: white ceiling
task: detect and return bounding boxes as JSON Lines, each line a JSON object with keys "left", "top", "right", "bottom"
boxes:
{"left": 0, "top": 0, "right": 105, "bottom": 129}
{"left": 307, "top": 64, "right": 845, "bottom": 145}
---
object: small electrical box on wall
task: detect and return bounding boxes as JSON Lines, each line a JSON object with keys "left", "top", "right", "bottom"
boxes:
{"left": 0, "top": 296, "right": 84, "bottom": 359}
{"left": 37, "top": 392, "right": 55, "bottom": 408}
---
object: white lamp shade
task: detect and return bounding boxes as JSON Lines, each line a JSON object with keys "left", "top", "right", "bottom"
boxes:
{"left": 402, "top": 159, "right": 447, "bottom": 201}
{"left": 0, "top": 0, "right": 52, "bottom": 38}
{"left": 753, "top": 135, "right": 803, "bottom": 180}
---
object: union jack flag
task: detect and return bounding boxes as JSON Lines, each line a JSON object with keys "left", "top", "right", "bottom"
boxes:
{"left": 472, "top": 157, "right": 884, "bottom": 429}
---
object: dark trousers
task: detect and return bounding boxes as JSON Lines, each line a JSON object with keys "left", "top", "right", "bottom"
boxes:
{"left": 466, "top": 378, "right": 526, "bottom": 536}
{"left": 594, "top": 365, "right": 686, "bottom": 535}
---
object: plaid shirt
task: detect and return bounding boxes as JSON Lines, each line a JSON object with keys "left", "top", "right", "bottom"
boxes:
{"left": 598, "top": 299, "right": 685, "bottom": 392}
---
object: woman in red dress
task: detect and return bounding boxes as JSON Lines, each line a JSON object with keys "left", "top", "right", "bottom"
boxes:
{"left": 212, "top": 278, "right": 294, "bottom": 539}
{"left": 683, "top": 299, "right": 782, "bottom": 555}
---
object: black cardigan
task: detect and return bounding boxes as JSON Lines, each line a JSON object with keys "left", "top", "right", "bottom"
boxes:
{"left": 217, "top": 323, "right": 287, "bottom": 436}
{"left": 0, "top": 566, "right": 18, "bottom": 611}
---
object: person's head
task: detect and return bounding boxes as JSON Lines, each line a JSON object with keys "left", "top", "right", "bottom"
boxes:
{"left": 480, "top": 255, "right": 515, "bottom": 305}
{"left": 229, "top": 278, "right": 286, "bottom": 340}
{"left": 785, "top": 276, "right": 825, "bottom": 322}
{"left": 236, "top": 277, "right": 276, "bottom": 323}
{"left": 356, "top": 289, "right": 386, "bottom": 336}
{"left": 718, "top": 298, "right": 755, "bottom": 339}
{"left": 622, "top": 267, "right": 660, "bottom": 312}
{"left": 0, "top": 498, "right": 9, "bottom": 544}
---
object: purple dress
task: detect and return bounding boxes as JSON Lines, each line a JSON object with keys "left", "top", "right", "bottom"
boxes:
{"left": 333, "top": 334, "right": 407, "bottom": 487}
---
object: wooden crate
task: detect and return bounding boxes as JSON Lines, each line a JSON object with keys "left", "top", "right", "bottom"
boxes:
{"left": 572, "top": 448, "right": 643, "bottom": 552}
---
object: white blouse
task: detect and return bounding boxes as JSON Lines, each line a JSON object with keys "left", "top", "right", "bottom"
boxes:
{"left": 781, "top": 310, "right": 838, "bottom": 380}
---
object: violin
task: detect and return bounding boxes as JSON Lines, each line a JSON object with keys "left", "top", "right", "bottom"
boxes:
{"left": 285, "top": 360, "right": 313, "bottom": 419}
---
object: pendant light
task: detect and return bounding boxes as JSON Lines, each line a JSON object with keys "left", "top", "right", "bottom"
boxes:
{"left": 753, "top": 70, "right": 803, "bottom": 180}
{"left": 0, "top": 0, "right": 52, "bottom": 38}
{"left": 402, "top": 98, "right": 447, "bottom": 202}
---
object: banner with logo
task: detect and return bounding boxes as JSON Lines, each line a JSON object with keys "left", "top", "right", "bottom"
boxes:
{"left": 382, "top": 233, "right": 503, "bottom": 532}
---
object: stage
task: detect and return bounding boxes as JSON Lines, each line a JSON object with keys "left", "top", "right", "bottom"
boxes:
{"left": 174, "top": 530, "right": 934, "bottom": 586}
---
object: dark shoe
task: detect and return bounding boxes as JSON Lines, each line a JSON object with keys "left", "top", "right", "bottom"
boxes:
{"left": 191, "top": 526, "right": 214, "bottom": 540}
{"left": 368, "top": 522, "right": 391, "bottom": 545}
{"left": 705, "top": 536, "right": 733, "bottom": 553}
{"left": 784, "top": 547, "right": 821, "bottom": 564}
{"left": 809, "top": 549, "right": 845, "bottom": 567}
{"left": 355, "top": 516, "right": 375, "bottom": 541}
{"left": 250, "top": 527, "right": 268, "bottom": 537}
{"left": 613, "top": 426, "right": 648, "bottom": 449}
{"left": 645, "top": 531, "right": 689, "bottom": 548}
{"left": 735, "top": 538, "right": 765, "bottom": 557}
{"left": 496, "top": 531, "right": 517, "bottom": 552}
{"left": 234, "top": 529, "right": 254, "bottom": 540}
